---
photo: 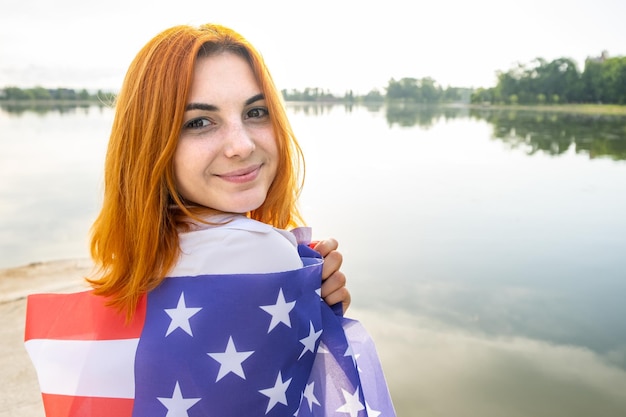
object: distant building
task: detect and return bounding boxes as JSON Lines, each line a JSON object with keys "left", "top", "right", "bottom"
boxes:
{"left": 586, "top": 50, "right": 609, "bottom": 64}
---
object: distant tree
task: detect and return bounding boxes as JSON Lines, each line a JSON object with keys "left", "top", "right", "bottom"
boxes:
{"left": 579, "top": 55, "right": 626, "bottom": 103}
{"left": 535, "top": 57, "right": 581, "bottom": 102}
{"left": 537, "top": 93, "right": 546, "bottom": 104}
{"left": 581, "top": 59, "right": 604, "bottom": 102}
{"left": 362, "top": 88, "right": 384, "bottom": 102}
{"left": 601, "top": 56, "right": 626, "bottom": 104}
{"left": 385, "top": 77, "right": 444, "bottom": 103}
{"left": 280, "top": 87, "right": 337, "bottom": 102}
{"left": 56, "top": 88, "right": 77, "bottom": 100}
{"left": 3, "top": 86, "right": 33, "bottom": 100}
{"left": 0, "top": 86, "right": 110, "bottom": 102}
{"left": 470, "top": 87, "right": 495, "bottom": 104}
{"left": 482, "top": 53, "right": 626, "bottom": 105}
{"left": 443, "top": 86, "right": 468, "bottom": 102}
{"left": 419, "top": 77, "right": 441, "bottom": 103}
{"left": 32, "top": 86, "right": 52, "bottom": 100}
{"left": 386, "top": 78, "right": 420, "bottom": 101}
{"left": 78, "top": 89, "right": 91, "bottom": 100}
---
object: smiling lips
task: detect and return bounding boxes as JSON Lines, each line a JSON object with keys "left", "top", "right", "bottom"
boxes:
{"left": 216, "top": 164, "right": 262, "bottom": 183}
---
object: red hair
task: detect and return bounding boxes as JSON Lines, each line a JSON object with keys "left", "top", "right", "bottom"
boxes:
{"left": 88, "top": 24, "right": 304, "bottom": 319}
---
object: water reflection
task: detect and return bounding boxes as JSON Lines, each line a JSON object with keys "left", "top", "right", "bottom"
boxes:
{"left": 285, "top": 102, "right": 338, "bottom": 116}
{"left": 329, "top": 102, "right": 626, "bottom": 161}
{"left": 286, "top": 102, "right": 626, "bottom": 161}
{"left": 3, "top": 102, "right": 626, "bottom": 416}
{"left": 355, "top": 102, "right": 384, "bottom": 114}
{"left": 384, "top": 102, "right": 470, "bottom": 128}
{"left": 290, "top": 102, "right": 626, "bottom": 416}
{"left": 356, "top": 308, "right": 626, "bottom": 417}
{"left": 5, "top": 102, "right": 624, "bottom": 162}
{"left": 470, "top": 109, "right": 626, "bottom": 161}
{"left": 0, "top": 102, "right": 112, "bottom": 117}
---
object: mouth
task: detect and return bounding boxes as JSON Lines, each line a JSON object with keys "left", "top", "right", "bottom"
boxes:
{"left": 216, "top": 164, "right": 262, "bottom": 183}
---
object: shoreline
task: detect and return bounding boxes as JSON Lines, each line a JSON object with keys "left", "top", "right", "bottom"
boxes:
{"left": 1, "top": 258, "right": 92, "bottom": 417}
{"left": 465, "top": 102, "right": 626, "bottom": 116}
{"left": 3, "top": 99, "right": 626, "bottom": 116}
{"left": 0, "top": 258, "right": 93, "bottom": 303}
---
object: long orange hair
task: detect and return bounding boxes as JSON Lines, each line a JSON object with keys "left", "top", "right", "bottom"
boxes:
{"left": 88, "top": 24, "right": 305, "bottom": 319}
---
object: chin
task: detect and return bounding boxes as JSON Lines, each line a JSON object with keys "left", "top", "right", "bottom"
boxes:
{"left": 223, "top": 198, "right": 266, "bottom": 214}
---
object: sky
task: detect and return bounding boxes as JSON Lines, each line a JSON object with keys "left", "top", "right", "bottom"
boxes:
{"left": 1, "top": 0, "right": 625, "bottom": 94}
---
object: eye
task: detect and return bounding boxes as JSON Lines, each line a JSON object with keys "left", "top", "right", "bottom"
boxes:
{"left": 245, "top": 107, "right": 269, "bottom": 119}
{"left": 184, "top": 117, "right": 213, "bottom": 129}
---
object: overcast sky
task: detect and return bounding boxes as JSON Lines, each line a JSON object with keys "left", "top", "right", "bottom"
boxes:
{"left": 1, "top": 0, "right": 625, "bottom": 94}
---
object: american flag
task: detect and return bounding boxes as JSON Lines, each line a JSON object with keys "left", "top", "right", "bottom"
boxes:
{"left": 25, "top": 248, "right": 396, "bottom": 417}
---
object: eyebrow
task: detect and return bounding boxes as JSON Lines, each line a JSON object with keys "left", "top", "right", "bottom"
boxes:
{"left": 185, "top": 93, "right": 265, "bottom": 112}
{"left": 245, "top": 93, "right": 265, "bottom": 106}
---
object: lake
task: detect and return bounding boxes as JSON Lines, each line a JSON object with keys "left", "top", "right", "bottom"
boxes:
{"left": 1, "top": 102, "right": 626, "bottom": 416}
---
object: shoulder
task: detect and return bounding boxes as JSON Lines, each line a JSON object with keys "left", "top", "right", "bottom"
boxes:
{"left": 171, "top": 215, "right": 303, "bottom": 276}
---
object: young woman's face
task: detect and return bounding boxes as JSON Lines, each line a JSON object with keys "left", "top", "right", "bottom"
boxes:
{"left": 174, "top": 52, "right": 278, "bottom": 213}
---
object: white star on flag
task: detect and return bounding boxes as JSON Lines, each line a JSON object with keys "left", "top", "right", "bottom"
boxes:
{"left": 164, "top": 292, "right": 202, "bottom": 336}
{"left": 298, "top": 321, "right": 322, "bottom": 359}
{"left": 366, "top": 401, "right": 382, "bottom": 417}
{"left": 303, "top": 381, "right": 320, "bottom": 411}
{"left": 259, "top": 288, "right": 296, "bottom": 332}
{"left": 344, "top": 345, "right": 362, "bottom": 371}
{"left": 157, "top": 381, "right": 201, "bottom": 417}
{"left": 259, "top": 371, "right": 292, "bottom": 414}
{"left": 207, "top": 336, "right": 254, "bottom": 381}
{"left": 336, "top": 387, "right": 365, "bottom": 417}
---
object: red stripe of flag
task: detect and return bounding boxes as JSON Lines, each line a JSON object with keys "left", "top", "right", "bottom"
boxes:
{"left": 42, "top": 393, "right": 134, "bottom": 417}
{"left": 25, "top": 291, "right": 146, "bottom": 341}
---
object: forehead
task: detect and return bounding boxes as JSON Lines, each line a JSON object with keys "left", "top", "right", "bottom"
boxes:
{"left": 188, "top": 52, "right": 261, "bottom": 102}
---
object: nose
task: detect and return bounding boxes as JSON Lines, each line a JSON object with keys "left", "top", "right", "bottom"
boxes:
{"left": 223, "top": 121, "right": 255, "bottom": 159}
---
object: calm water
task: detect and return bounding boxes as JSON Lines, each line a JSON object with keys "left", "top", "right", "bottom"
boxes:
{"left": 2, "top": 103, "right": 626, "bottom": 416}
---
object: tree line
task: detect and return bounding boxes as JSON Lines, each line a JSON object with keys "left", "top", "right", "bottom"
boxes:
{"left": 281, "top": 81, "right": 471, "bottom": 104}
{"left": 3, "top": 51, "right": 625, "bottom": 106}
{"left": 281, "top": 52, "right": 626, "bottom": 105}
{"left": 471, "top": 51, "right": 626, "bottom": 105}
{"left": 3, "top": 83, "right": 470, "bottom": 105}
{"left": 0, "top": 87, "right": 115, "bottom": 102}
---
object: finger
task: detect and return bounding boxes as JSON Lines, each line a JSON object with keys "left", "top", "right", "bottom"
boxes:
{"left": 323, "top": 287, "right": 351, "bottom": 314}
{"left": 321, "top": 250, "right": 343, "bottom": 280}
{"left": 320, "top": 271, "right": 346, "bottom": 298}
{"left": 313, "top": 238, "right": 338, "bottom": 258}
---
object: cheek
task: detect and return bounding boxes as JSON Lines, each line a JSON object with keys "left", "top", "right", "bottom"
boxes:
{"left": 264, "top": 131, "right": 280, "bottom": 165}
{"left": 172, "top": 144, "right": 195, "bottom": 191}
{"left": 172, "top": 147, "right": 185, "bottom": 181}
{"left": 268, "top": 136, "right": 281, "bottom": 180}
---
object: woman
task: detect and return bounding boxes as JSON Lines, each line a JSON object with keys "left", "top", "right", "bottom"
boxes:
{"left": 25, "top": 23, "right": 395, "bottom": 417}
{"left": 88, "top": 24, "right": 349, "bottom": 320}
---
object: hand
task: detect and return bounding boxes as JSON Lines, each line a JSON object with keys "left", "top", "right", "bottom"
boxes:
{"left": 312, "top": 238, "right": 351, "bottom": 314}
